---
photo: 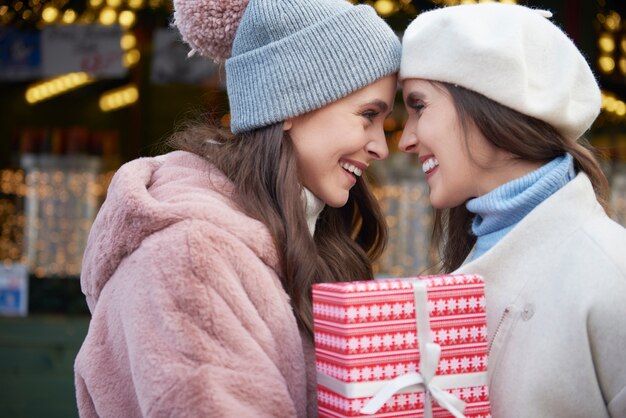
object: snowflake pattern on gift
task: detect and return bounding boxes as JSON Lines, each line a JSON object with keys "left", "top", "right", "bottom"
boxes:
{"left": 318, "top": 386, "right": 491, "bottom": 417}
{"left": 312, "top": 294, "right": 487, "bottom": 325}
{"left": 316, "top": 349, "right": 488, "bottom": 383}
{"left": 314, "top": 322, "right": 487, "bottom": 355}
{"left": 313, "top": 274, "right": 486, "bottom": 325}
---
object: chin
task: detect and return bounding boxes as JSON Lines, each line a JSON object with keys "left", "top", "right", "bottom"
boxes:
{"left": 429, "top": 193, "right": 457, "bottom": 210}
{"left": 432, "top": 200, "right": 464, "bottom": 210}
{"left": 324, "top": 194, "right": 350, "bottom": 208}
{"left": 326, "top": 200, "right": 347, "bottom": 209}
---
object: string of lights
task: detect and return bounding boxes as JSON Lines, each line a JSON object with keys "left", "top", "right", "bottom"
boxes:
{"left": 1, "top": 0, "right": 625, "bottom": 279}
{"left": 0, "top": 165, "right": 114, "bottom": 277}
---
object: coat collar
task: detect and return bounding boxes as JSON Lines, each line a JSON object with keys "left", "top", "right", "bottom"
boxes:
{"left": 455, "top": 173, "right": 603, "bottom": 305}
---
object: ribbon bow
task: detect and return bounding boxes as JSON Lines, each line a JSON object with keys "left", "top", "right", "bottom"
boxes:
{"left": 360, "top": 342, "right": 466, "bottom": 417}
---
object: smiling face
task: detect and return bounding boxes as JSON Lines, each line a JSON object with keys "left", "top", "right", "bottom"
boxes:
{"left": 285, "top": 74, "right": 397, "bottom": 208}
{"left": 399, "top": 79, "right": 523, "bottom": 209}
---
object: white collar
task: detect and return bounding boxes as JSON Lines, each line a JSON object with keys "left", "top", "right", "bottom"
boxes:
{"left": 302, "top": 188, "right": 325, "bottom": 236}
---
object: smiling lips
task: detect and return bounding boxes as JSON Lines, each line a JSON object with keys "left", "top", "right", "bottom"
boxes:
{"left": 341, "top": 158, "right": 437, "bottom": 178}
{"left": 422, "top": 157, "right": 439, "bottom": 175}
{"left": 340, "top": 160, "right": 363, "bottom": 177}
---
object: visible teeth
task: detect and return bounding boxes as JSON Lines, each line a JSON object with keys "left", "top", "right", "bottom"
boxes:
{"left": 422, "top": 158, "right": 439, "bottom": 174}
{"left": 340, "top": 161, "right": 363, "bottom": 177}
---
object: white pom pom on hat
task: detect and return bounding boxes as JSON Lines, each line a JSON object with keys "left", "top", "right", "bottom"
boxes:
{"left": 400, "top": 3, "right": 601, "bottom": 141}
{"left": 172, "top": 0, "right": 249, "bottom": 61}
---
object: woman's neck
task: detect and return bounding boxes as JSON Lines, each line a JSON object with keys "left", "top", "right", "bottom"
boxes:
{"left": 475, "top": 155, "right": 545, "bottom": 198}
{"left": 466, "top": 153, "right": 575, "bottom": 260}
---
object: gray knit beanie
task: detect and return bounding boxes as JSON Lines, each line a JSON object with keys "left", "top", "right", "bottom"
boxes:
{"left": 173, "top": 0, "right": 401, "bottom": 133}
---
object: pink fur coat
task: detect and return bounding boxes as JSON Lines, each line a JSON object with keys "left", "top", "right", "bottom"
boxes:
{"left": 74, "top": 151, "right": 317, "bottom": 417}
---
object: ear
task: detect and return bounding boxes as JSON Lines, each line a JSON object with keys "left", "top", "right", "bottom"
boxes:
{"left": 283, "top": 119, "right": 293, "bottom": 131}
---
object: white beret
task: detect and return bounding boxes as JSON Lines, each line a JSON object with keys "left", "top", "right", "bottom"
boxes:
{"left": 400, "top": 3, "right": 601, "bottom": 140}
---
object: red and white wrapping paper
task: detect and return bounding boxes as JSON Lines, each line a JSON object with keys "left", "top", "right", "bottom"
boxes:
{"left": 313, "top": 274, "right": 491, "bottom": 418}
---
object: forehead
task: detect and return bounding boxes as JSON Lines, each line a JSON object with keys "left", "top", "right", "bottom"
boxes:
{"left": 401, "top": 78, "right": 440, "bottom": 97}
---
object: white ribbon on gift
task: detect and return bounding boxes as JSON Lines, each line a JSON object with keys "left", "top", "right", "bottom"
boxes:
{"left": 360, "top": 343, "right": 466, "bottom": 417}
{"left": 316, "top": 280, "right": 488, "bottom": 417}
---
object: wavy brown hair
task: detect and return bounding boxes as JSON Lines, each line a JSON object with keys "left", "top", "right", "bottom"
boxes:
{"left": 432, "top": 83, "right": 609, "bottom": 273}
{"left": 169, "top": 120, "right": 387, "bottom": 336}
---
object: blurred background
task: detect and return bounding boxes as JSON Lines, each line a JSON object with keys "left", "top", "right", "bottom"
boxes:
{"left": 1, "top": 0, "right": 625, "bottom": 416}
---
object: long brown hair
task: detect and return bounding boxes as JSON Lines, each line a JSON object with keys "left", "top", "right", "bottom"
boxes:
{"left": 433, "top": 83, "right": 609, "bottom": 273}
{"left": 169, "top": 120, "right": 387, "bottom": 336}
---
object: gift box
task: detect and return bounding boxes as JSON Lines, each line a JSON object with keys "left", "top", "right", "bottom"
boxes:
{"left": 313, "top": 274, "right": 491, "bottom": 418}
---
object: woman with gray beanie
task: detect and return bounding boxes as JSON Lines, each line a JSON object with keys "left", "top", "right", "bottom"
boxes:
{"left": 398, "top": 3, "right": 626, "bottom": 417}
{"left": 73, "top": 0, "right": 400, "bottom": 416}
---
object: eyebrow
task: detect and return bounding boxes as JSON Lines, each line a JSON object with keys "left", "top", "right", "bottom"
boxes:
{"left": 406, "top": 92, "right": 425, "bottom": 102}
{"left": 363, "top": 99, "right": 389, "bottom": 113}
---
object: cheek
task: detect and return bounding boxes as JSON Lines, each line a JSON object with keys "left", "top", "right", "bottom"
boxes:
{"left": 297, "top": 151, "right": 335, "bottom": 191}
{"left": 444, "top": 151, "right": 474, "bottom": 189}
{"left": 414, "top": 116, "right": 438, "bottom": 142}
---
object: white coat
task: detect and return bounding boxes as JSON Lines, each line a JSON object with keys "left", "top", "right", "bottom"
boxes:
{"left": 456, "top": 173, "right": 626, "bottom": 417}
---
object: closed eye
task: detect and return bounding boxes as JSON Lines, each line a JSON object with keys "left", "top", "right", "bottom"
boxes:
{"left": 409, "top": 102, "right": 424, "bottom": 113}
{"left": 405, "top": 92, "right": 426, "bottom": 114}
{"left": 361, "top": 110, "right": 380, "bottom": 122}
{"left": 358, "top": 99, "right": 389, "bottom": 124}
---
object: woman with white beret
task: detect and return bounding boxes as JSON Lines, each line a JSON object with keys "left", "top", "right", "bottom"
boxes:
{"left": 399, "top": 3, "right": 626, "bottom": 417}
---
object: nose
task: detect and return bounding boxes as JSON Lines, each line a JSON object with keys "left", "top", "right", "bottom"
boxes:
{"left": 366, "top": 128, "right": 389, "bottom": 160}
{"left": 398, "top": 123, "right": 418, "bottom": 153}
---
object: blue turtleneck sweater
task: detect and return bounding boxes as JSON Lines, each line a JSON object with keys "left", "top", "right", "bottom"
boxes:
{"left": 466, "top": 153, "right": 575, "bottom": 261}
